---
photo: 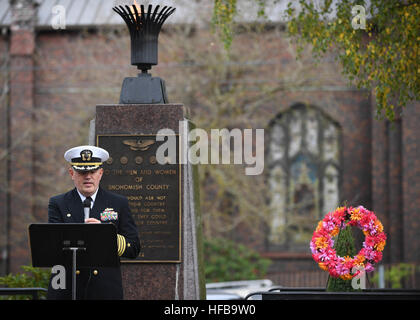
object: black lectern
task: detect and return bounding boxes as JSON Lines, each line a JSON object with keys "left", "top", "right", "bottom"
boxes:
{"left": 28, "top": 223, "right": 119, "bottom": 300}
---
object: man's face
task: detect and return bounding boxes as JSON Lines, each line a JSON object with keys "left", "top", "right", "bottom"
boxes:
{"left": 69, "top": 167, "right": 103, "bottom": 197}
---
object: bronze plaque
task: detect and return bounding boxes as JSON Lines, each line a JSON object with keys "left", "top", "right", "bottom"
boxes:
{"left": 97, "top": 134, "right": 181, "bottom": 263}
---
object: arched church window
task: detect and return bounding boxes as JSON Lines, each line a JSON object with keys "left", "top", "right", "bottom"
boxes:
{"left": 267, "top": 103, "right": 341, "bottom": 252}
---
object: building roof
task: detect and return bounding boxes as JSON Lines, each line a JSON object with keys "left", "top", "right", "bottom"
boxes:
{"left": 0, "top": 0, "right": 291, "bottom": 29}
{"left": 0, "top": 0, "right": 213, "bottom": 28}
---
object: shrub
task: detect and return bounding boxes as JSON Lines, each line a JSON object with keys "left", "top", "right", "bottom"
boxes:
{"left": 371, "top": 263, "right": 419, "bottom": 289}
{"left": 0, "top": 265, "right": 50, "bottom": 300}
{"left": 204, "top": 238, "right": 271, "bottom": 283}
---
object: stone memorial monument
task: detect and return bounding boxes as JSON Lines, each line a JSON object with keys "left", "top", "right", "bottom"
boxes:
{"left": 90, "top": 4, "right": 205, "bottom": 299}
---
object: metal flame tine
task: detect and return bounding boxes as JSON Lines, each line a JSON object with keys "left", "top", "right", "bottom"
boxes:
{"left": 166, "top": 7, "right": 176, "bottom": 20}
{"left": 112, "top": 6, "right": 124, "bottom": 17}
{"left": 146, "top": 4, "right": 154, "bottom": 31}
{"left": 150, "top": 5, "right": 160, "bottom": 22}
{"left": 157, "top": 6, "right": 175, "bottom": 27}
{"left": 131, "top": 4, "right": 142, "bottom": 30}
{"left": 149, "top": 5, "right": 161, "bottom": 33}
{"left": 139, "top": 5, "right": 148, "bottom": 32}
{"left": 147, "top": 4, "right": 153, "bottom": 17}
{"left": 140, "top": 4, "right": 147, "bottom": 22}
{"left": 156, "top": 6, "right": 169, "bottom": 26}
{"left": 118, "top": 5, "right": 130, "bottom": 17}
{"left": 113, "top": 6, "right": 132, "bottom": 29}
{"left": 163, "top": 7, "right": 176, "bottom": 24}
{"left": 147, "top": 5, "right": 154, "bottom": 33}
{"left": 124, "top": 5, "right": 137, "bottom": 26}
{"left": 114, "top": 5, "right": 123, "bottom": 13}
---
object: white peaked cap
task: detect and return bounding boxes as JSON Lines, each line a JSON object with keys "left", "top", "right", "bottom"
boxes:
{"left": 64, "top": 145, "right": 109, "bottom": 171}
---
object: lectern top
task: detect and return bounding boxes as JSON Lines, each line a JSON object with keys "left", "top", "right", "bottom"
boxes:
{"left": 28, "top": 223, "right": 119, "bottom": 268}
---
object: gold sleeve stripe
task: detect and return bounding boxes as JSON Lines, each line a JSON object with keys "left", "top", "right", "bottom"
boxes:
{"left": 117, "top": 234, "right": 126, "bottom": 256}
{"left": 117, "top": 235, "right": 122, "bottom": 256}
{"left": 117, "top": 235, "right": 120, "bottom": 255}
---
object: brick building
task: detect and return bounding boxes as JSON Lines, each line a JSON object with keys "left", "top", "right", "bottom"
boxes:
{"left": 0, "top": 0, "right": 418, "bottom": 287}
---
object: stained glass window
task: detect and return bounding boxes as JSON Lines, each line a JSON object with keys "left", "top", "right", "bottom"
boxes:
{"left": 267, "top": 104, "right": 341, "bottom": 252}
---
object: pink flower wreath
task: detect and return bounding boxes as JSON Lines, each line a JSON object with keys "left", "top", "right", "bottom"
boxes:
{"left": 310, "top": 206, "right": 386, "bottom": 280}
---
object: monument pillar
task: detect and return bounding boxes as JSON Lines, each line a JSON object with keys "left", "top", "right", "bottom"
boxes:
{"left": 95, "top": 104, "right": 205, "bottom": 299}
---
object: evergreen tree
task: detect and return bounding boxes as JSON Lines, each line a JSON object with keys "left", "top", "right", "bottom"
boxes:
{"left": 327, "top": 226, "right": 357, "bottom": 292}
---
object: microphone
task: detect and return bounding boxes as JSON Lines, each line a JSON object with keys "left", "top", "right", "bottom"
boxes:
{"left": 83, "top": 197, "right": 92, "bottom": 222}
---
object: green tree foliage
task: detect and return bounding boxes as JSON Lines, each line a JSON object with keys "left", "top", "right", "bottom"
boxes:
{"left": 326, "top": 226, "right": 357, "bottom": 292}
{"left": 212, "top": 0, "right": 268, "bottom": 51}
{"left": 212, "top": 0, "right": 419, "bottom": 121}
{"left": 212, "top": 0, "right": 237, "bottom": 51}
{"left": 204, "top": 238, "right": 271, "bottom": 283}
{"left": 0, "top": 265, "right": 50, "bottom": 300}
